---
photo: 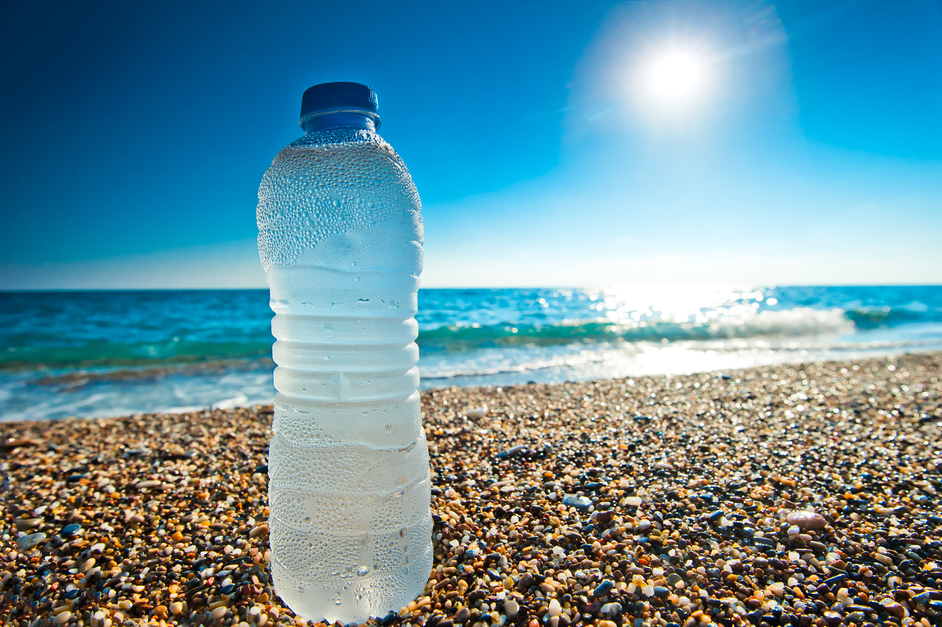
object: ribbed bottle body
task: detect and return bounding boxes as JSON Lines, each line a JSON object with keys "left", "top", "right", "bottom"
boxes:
{"left": 257, "top": 127, "right": 430, "bottom": 623}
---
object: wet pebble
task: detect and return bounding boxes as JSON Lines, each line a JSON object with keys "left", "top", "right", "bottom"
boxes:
{"left": 562, "top": 495, "right": 592, "bottom": 510}
{"left": 16, "top": 532, "right": 47, "bottom": 550}
{"left": 785, "top": 509, "right": 828, "bottom": 530}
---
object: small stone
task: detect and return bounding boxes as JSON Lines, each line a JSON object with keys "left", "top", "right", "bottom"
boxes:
{"left": 17, "top": 532, "right": 47, "bottom": 550}
{"left": 135, "top": 480, "right": 161, "bottom": 490}
{"left": 210, "top": 606, "right": 228, "bottom": 619}
{"left": 516, "top": 573, "right": 534, "bottom": 592}
{"left": 504, "top": 599, "right": 520, "bottom": 618}
{"left": 654, "top": 586, "right": 670, "bottom": 598}
{"left": 249, "top": 524, "right": 269, "bottom": 538}
{"left": 80, "top": 558, "right": 96, "bottom": 573}
{"left": 60, "top": 524, "right": 81, "bottom": 537}
{"left": 548, "top": 599, "right": 562, "bottom": 618}
{"left": 625, "top": 496, "right": 643, "bottom": 508}
{"left": 454, "top": 606, "right": 470, "bottom": 623}
{"left": 54, "top": 611, "right": 71, "bottom": 624}
{"left": 592, "top": 510, "right": 615, "bottom": 525}
{"left": 154, "top": 605, "right": 168, "bottom": 619}
{"left": 14, "top": 517, "right": 43, "bottom": 530}
{"left": 594, "top": 579, "right": 614, "bottom": 597}
{"left": 169, "top": 601, "right": 184, "bottom": 615}
{"left": 465, "top": 405, "right": 488, "bottom": 419}
{"left": 496, "top": 445, "right": 528, "bottom": 459}
{"left": 562, "top": 495, "right": 592, "bottom": 510}
{"left": 785, "top": 510, "right": 827, "bottom": 530}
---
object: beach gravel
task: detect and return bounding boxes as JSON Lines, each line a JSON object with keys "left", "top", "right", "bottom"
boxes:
{"left": 2, "top": 352, "right": 941, "bottom": 626}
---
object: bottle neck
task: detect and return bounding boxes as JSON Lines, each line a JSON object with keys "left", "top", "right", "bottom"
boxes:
{"left": 301, "top": 111, "right": 378, "bottom": 133}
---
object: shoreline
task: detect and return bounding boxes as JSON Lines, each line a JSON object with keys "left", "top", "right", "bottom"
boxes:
{"left": 1, "top": 352, "right": 940, "bottom": 626}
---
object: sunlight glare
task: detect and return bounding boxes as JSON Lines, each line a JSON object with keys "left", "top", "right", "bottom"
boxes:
{"left": 644, "top": 50, "right": 706, "bottom": 105}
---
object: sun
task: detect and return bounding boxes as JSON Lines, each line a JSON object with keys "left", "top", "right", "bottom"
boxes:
{"left": 644, "top": 50, "right": 706, "bottom": 104}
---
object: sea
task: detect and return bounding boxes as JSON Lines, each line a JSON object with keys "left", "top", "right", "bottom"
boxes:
{"left": 1, "top": 285, "right": 940, "bottom": 422}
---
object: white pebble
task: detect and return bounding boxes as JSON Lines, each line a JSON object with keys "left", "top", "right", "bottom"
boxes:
{"left": 548, "top": 599, "right": 562, "bottom": 618}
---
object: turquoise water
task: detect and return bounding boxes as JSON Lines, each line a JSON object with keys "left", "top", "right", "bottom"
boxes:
{"left": 1, "top": 285, "right": 940, "bottom": 421}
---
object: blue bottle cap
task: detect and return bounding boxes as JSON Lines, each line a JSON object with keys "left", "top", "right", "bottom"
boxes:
{"left": 299, "top": 82, "right": 380, "bottom": 128}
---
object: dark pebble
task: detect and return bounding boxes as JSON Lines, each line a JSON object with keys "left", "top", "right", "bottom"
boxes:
{"left": 454, "top": 607, "right": 470, "bottom": 623}
{"left": 708, "top": 510, "right": 724, "bottom": 523}
{"left": 516, "top": 573, "right": 534, "bottom": 592}
{"left": 821, "top": 574, "right": 846, "bottom": 590}
{"left": 60, "top": 524, "right": 81, "bottom": 537}
{"left": 381, "top": 612, "right": 399, "bottom": 626}
{"left": 496, "top": 445, "right": 528, "bottom": 459}
{"left": 593, "top": 580, "right": 614, "bottom": 597}
{"left": 253, "top": 464, "right": 268, "bottom": 474}
{"left": 654, "top": 586, "right": 670, "bottom": 598}
{"left": 592, "top": 510, "right": 615, "bottom": 525}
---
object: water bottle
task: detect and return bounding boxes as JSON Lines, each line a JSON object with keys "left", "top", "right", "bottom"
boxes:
{"left": 256, "top": 82, "right": 432, "bottom": 623}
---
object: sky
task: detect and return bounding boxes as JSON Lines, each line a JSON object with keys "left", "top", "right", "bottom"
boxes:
{"left": 1, "top": 0, "right": 940, "bottom": 289}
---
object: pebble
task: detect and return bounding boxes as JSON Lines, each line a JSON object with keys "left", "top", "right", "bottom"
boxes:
{"left": 594, "top": 579, "right": 614, "bottom": 597}
{"left": 547, "top": 598, "right": 562, "bottom": 617}
{"left": 210, "top": 605, "right": 228, "bottom": 619}
{"left": 14, "top": 517, "right": 42, "bottom": 530}
{"left": 169, "top": 601, "right": 184, "bottom": 615}
{"left": 785, "top": 509, "right": 828, "bottom": 530}
{"left": 624, "top": 496, "right": 643, "bottom": 507}
{"left": 562, "top": 495, "right": 592, "bottom": 510}
{"left": 249, "top": 524, "right": 269, "bottom": 538}
{"left": 465, "top": 405, "right": 488, "bottom": 419}
{"left": 60, "top": 523, "right": 81, "bottom": 537}
{"left": 16, "top": 532, "right": 47, "bottom": 550}
{"left": 135, "top": 479, "right": 161, "bottom": 490}
{"left": 504, "top": 599, "right": 520, "bottom": 617}
{"left": 54, "top": 611, "right": 71, "bottom": 624}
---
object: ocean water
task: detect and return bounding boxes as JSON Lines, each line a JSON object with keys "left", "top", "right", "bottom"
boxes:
{"left": 1, "top": 285, "right": 940, "bottom": 422}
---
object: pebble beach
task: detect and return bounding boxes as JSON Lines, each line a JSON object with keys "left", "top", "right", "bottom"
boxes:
{"left": 2, "top": 352, "right": 941, "bottom": 627}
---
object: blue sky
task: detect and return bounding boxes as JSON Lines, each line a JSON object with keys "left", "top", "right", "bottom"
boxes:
{"left": 1, "top": 0, "right": 940, "bottom": 289}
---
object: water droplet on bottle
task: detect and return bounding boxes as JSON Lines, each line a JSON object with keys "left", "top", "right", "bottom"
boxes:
{"left": 384, "top": 424, "right": 393, "bottom": 433}
{"left": 356, "top": 565, "right": 370, "bottom": 577}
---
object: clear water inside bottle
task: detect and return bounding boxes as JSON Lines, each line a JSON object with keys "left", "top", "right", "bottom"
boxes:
{"left": 258, "top": 124, "right": 431, "bottom": 623}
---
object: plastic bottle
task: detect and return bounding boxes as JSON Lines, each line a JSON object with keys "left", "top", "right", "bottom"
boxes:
{"left": 256, "top": 82, "right": 431, "bottom": 623}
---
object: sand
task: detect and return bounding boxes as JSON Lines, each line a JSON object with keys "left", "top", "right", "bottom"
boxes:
{"left": 1, "top": 352, "right": 940, "bottom": 627}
